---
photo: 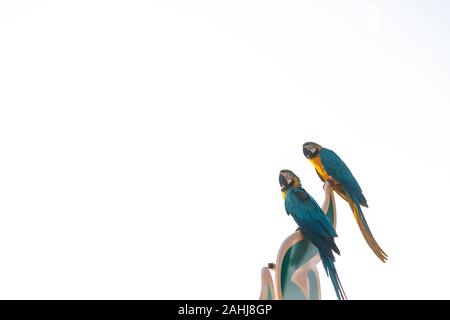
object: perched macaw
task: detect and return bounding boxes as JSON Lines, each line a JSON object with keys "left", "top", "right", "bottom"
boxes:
{"left": 302, "top": 142, "right": 387, "bottom": 262}
{"left": 279, "top": 169, "right": 347, "bottom": 300}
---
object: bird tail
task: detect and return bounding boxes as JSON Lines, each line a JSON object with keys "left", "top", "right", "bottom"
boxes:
{"left": 346, "top": 192, "right": 388, "bottom": 262}
{"left": 320, "top": 253, "right": 347, "bottom": 300}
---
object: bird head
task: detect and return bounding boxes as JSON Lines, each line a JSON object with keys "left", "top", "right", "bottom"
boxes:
{"left": 303, "top": 142, "right": 321, "bottom": 159}
{"left": 279, "top": 170, "right": 301, "bottom": 198}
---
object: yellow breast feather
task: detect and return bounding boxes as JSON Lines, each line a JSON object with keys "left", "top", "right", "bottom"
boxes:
{"left": 309, "top": 155, "right": 331, "bottom": 180}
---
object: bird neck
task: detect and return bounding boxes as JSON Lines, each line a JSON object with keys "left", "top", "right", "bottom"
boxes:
{"left": 292, "top": 179, "right": 301, "bottom": 188}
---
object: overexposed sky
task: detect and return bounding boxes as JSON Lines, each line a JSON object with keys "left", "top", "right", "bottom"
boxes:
{"left": 0, "top": 1, "right": 449, "bottom": 299}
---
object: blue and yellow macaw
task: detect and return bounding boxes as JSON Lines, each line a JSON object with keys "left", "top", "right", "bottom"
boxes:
{"left": 279, "top": 169, "right": 346, "bottom": 300}
{"left": 302, "top": 142, "right": 387, "bottom": 262}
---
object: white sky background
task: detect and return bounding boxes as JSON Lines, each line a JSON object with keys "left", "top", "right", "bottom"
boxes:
{"left": 0, "top": 1, "right": 449, "bottom": 299}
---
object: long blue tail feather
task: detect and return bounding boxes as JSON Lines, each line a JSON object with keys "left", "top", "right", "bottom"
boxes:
{"left": 320, "top": 253, "right": 347, "bottom": 300}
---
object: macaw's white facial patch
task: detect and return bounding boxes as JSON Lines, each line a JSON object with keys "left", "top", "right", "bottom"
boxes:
{"left": 305, "top": 144, "right": 316, "bottom": 153}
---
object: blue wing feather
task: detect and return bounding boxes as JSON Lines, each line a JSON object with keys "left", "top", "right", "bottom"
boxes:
{"left": 319, "top": 148, "right": 367, "bottom": 206}
{"left": 285, "top": 187, "right": 337, "bottom": 242}
{"left": 318, "top": 147, "right": 387, "bottom": 262}
{"left": 284, "top": 186, "right": 346, "bottom": 298}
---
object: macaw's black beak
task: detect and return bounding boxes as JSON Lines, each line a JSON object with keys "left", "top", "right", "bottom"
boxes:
{"left": 279, "top": 173, "right": 290, "bottom": 191}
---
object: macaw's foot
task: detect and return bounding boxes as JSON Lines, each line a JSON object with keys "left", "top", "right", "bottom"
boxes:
{"left": 323, "top": 178, "right": 335, "bottom": 190}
